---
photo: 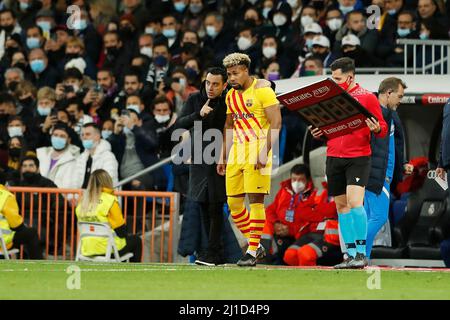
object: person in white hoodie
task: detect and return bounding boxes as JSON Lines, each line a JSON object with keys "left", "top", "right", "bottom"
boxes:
{"left": 75, "top": 123, "right": 119, "bottom": 189}
{"left": 36, "top": 122, "right": 80, "bottom": 189}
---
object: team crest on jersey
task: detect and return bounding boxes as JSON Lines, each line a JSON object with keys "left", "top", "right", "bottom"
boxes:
{"left": 245, "top": 99, "right": 253, "bottom": 107}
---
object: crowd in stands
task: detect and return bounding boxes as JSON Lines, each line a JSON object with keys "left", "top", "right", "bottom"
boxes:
{"left": 0, "top": 0, "right": 448, "bottom": 193}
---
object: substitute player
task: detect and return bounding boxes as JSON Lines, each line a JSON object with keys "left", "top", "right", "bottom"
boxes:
{"left": 309, "top": 57, "right": 388, "bottom": 269}
{"left": 217, "top": 53, "right": 281, "bottom": 267}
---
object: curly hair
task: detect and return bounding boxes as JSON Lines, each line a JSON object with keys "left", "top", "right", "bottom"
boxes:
{"left": 222, "top": 52, "right": 251, "bottom": 69}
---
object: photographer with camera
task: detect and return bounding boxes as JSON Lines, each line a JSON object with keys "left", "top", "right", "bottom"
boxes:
{"left": 108, "top": 108, "right": 166, "bottom": 192}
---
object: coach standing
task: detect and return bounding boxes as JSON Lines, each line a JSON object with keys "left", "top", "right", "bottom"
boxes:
{"left": 309, "top": 57, "right": 388, "bottom": 269}
{"left": 364, "top": 77, "right": 413, "bottom": 260}
{"left": 175, "top": 67, "right": 229, "bottom": 266}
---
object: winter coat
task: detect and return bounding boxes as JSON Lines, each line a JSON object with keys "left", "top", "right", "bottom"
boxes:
{"left": 36, "top": 144, "right": 80, "bottom": 189}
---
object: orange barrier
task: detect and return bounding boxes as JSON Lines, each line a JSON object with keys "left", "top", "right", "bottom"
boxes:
{"left": 8, "top": 187, "right": 179, "bottom": 262}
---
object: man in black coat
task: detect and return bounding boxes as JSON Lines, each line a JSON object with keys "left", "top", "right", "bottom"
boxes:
{"left": 174, "top": 67, "right": 229, "bottom": 265}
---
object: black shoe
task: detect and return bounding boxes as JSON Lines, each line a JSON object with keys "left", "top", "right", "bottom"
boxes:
{"left": 195, "top": 253, "right": 225, "bottom": 266}
{"left": 333, "top": 256, "right": 355, "bottom": 269}
{"left": 347, "top": 253, "right": 369, "bottom": 269}
{"left": 256, "top": 245, "right": 266, "bottom": 260}
{"left": 237, "top": 253, "right": 257, "bottom": 267}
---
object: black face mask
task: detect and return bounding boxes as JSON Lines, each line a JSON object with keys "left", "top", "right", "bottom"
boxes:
{"left": 9, "top": 147, "right": 21, "bottom": 159}
{"left": 7, "top": 81, "right": 19, "bottom": 92}
{"left": 19, "top": 96, "right": 34, "bottom": 108}
{"left": 13, "top": 62, "right": 27, "bottom": 72}
{"left": 3, "top": 24, "right": 14, "bottom": 33}
{"left": 22, "top": 172, "right": 39, "bottom": 182}
{"left": 65, "top": 53, "right": 80, "bottom": 60}
{"left": 106, "top": 47, "right": 119, "bottom": 58}
{"left": 119, "top": 27, "right": 134, "bottom": 39}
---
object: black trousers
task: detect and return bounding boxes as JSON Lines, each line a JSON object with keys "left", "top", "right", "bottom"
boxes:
{"left": 12, "top": 227, "right": 43, "bottom": 259}
{"left": 200, "top": 201, "right": 224, "bottom": 256}
{"left": 118, "top": 235, "right": 142, "bottom": 262}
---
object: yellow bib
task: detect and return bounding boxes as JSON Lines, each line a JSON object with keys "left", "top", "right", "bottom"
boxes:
{"left": 76, "top": 192, "right": 126, "bottom": 256}
{"left": 0, "top": 189, "right": 15, "bottom": 249}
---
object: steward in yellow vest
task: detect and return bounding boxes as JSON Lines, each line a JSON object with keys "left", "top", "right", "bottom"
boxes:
{"left": 76, "top": 169, "right": 142, "bottom": 261}
{"left": 0, "top": 182, "right": 43, "bottom": 259}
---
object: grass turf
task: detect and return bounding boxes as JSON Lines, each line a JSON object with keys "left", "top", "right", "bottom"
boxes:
{"left": 1, "top": 260, "right": 450, "bottom": 300}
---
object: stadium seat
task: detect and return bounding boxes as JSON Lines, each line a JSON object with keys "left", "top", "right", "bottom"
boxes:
{"left": 0, "top": 227, "right": 19, "bottom": 260}
{"left": 75, "top": 222, "right": 133, "bottom": 262}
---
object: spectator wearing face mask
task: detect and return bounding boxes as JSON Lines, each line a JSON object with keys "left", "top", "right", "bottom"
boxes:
{"left": 323, "top": 7, "right": 344, "bottom": 50}
{"left": 12, "top": 80, "right": 38, "bottom": 128}
{"left": 28, "top": 47, "right": 60, "bottom": 89}
{"left": 56, "top": 36, "right": 97, "bottom": 81}
{"left": 36, "top": 122, "right": 80, "bottom": 189}
{"left": 334, "top": 10, "right": 379, "bottom": 56}
{"left": 35, "top": 86, "right": 57, "bottom": 136}
{"left": 100, "top": 31, "right": 132, "bottom": 88}
{"left": 0, "top": 9, "right": 22, "bottom": 61}
{"left": 228, "top": 25, "right": 261, "bottom": 75}
{"left": 203, "top": 12, "right": 236, "bottom": 66}
{"left": 2, "top": 135, "right": 36, "bottom": 182}
{"left": 261, "top": 164, "right": 339, "bottom": 266}
{"left": 310, "top": 35, "right": 338, "bottom": 67}
{"left": 0, "top": 92, "right": 23, "bottom": 150}
{"left": 109, "top": 108, "right": 166, "bottom": 191}
{"left": 268, "top": 2, "right": 295, "bottom": 48}
{"left": 6, "top": 115, "right": 37, "bottom": 151}
{"left": 183, "top": 0, "right": 206, "bottom": 33}
{"left": 339, "top": 34, "right": 383, "bottom": 67}
{"left": 260, "top": 60, "right": 281, "bottom": 81}
{"left": 163, "top": 67, "right": 199, "bottom": 115}
{"left": 149, "top": 95, "right": 177, "bottom": 159}
{"left": 145, "top": 41, "right": 175, "bottom": 99}
{"left": 64, "top": 97, "right": 94, "bottom": 136}
{"left": 296, "top": 5, "right": 319, "bottom": 34}
{"left": 336, "top": 0, "right": 365, "bottom": 17}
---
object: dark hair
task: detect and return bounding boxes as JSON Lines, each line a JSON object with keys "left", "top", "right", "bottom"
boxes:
{"left": 65, "top": 97, "right": 83, "bottom": 110}
{"left": 290, "top": 164, "right": 311, "bottom": 179}
{"left": 152, "top": 95, "right": 174, "bottom": 112}
{"left": 330, "top": 57, "right": 355, "bottom": 74}
{"left": 20, "top": 155, "right": 39, "bottom": 168}
{"left": 26, "top": 24, "right": 44, "bottom": 36}
{"left": 0, "top": 92, "right": 16, "bottom": 106}
{"left": 0, "top": 8, "right": 16, "bottom": 19}
{"left": 97, "top": 68, "right": 114, "bottom": 78}
{"left": 346, "top": 10, "right": 365, "bottom": 22}
{"left": 304, "top": 55, "right": 324, "bottom": 68}
{"left": 124, "top": 67, "right": 142, "bottom": 81}
{"left": 52, "top": 121, "right": 71, "bottom": 134}
{"left": 206, "top": 67, "right": 227, "bottom": 83}
{"left": 63, "top": 67, "right": 83, "bottom": 81}
{"left": 397, "top": 10, "right": 416, "bottom": 21}
{"left": 82, "top": 122, "right": 101, "bottom": 134}
{"left": 378, "top": 77, "right": 408, "bottom": 94}
{"left": 7, "top": 115, "right": 24, "bottom": 126}
{"left": 153, "top": 39, "right": 169, "bottom": 50}
{"left": 162, "top": 13, "right": 180, "bottom": 24}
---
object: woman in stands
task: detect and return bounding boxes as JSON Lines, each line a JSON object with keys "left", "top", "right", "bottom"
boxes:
{"left": 75, "top": 169, "right": 142, "bottom": 262}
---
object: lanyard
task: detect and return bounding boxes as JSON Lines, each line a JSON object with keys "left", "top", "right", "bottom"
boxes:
{"left": 288, "top": 193, "right": 302, "bottom": 210}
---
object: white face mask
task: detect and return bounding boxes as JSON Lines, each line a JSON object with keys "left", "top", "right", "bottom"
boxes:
{"left": 262, "top": 46, "right": 277, "bottom": 59}
{"left": 291, "top": 180, "right": 306, "bottom": 193}
{"left": 8, "top": 126, "right": 23, "bottom": 138}
{"left": 287, "top": 0, "right": 298, "bottom": 8}
{"left": 145, "top": 27, "right": 155, "bottom": 35}
{"left": 273, "top": 14, "right": 287, "bottom": 27}
{"left": 327, "top": 18, "right": 343, "bottom": 31}
{"left": 155, "top": 114, "right": 171, "bottom": 123}
{"left": 301, "top": 15, "right": 314, "bottom": 27}
{"left": 140, "top": 46, "right": 153, "bottom": 58}
{"left": 237, "top": 36, "right": 252, "bottom": 51}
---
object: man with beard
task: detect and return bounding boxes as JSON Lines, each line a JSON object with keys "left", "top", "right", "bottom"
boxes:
{"left": 340, "top": 34, "right": 383, "bottom": 67}
{"left": 101, "top": 31, "right": 131, "bottom": 88}
{"left": 174, "top": 67, "right": 229, "bottom": 265}
{"left": 113, "top": 68, "right": 149, "bottom": 114}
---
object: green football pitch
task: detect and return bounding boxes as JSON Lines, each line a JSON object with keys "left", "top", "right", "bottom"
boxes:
{"left": 1, "top": 260, "right": 450, "bottom": 300}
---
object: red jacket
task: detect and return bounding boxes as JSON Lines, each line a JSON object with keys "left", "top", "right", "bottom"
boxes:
{"left": 263, "top": 179, "right": 337, "bottom": 240}
{"left": 327, "top": 84, "right": 388, "bottom": 158}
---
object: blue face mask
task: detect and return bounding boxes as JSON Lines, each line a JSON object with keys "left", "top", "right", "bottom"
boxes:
{"left": 387, "top": 9, "right": 397, "bottom": 15}
{"left": 51, "top": 136, "right": 67, "bottom": 151}
{"left": 174, "top": 2, "right": 186, "bottom": 12}
{"left": 339, "top": 5, "right": 354, "bottom": 15}
{"left": 419, "top": 32, "right": 429, "bottom": 40}
{"left": 262, "top": 7, "right": 271, "bottom": 19}
{"left": 37, "top": 21, "right": 51, "bottom": 31}
{"left": 123, "top": 127, "right": 133, "bottom": 135}
{"left": 397, "top": 28, "right": 411, "bottom": 37}
{"left": 206, "top": 26, "right": 217, "bottom": 38}
{"left": 306, "top": 38, "right": 314, "bottom": 49}
{"left": 82, "top": 139, "right": 95, "bottom": 150}
{"left": 30, "top": 59, "right": 46, "bottom": 74}
{"left": 127, "top": 104, "right": 140, "bottom": 114}
{"left": 77, "top": 19, "right": 88, "bottom": 30}
{"left": 37, "top": 106, "right": 51, "bottom": 116}
{"left": 20, "top": 2, "right": 30, "bottom": 11}
{"left": 26, "top": 37, "right": 41, "bottom": 49}
{"left": 101, "top": 130, "right": 113, "bottom": 139}
{"left": 154, "top": 55, "right": 168, "bottom": 67}
{"left": 162, "top": 28, "right": 176, "bottom": 39}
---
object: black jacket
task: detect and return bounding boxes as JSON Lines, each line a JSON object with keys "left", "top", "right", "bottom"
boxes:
{"left": 174, "top": 82, "right": 227, "bottom": 203}
{"left": 439, "top": 99, "right": 450, "bottom": 169}
{"left": 367, "top": 106, "right": 406, "bottom": 194}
